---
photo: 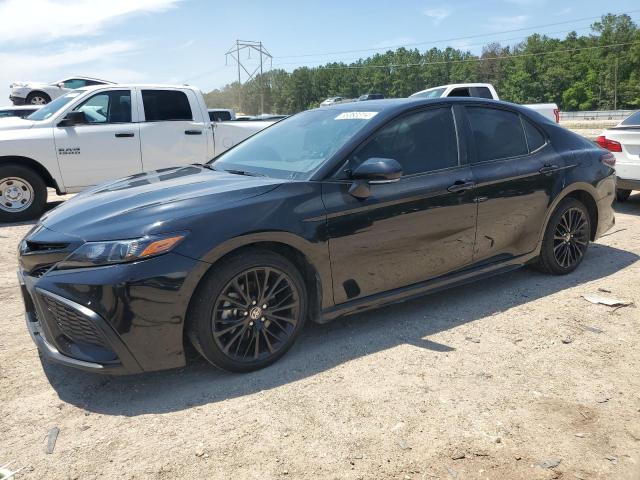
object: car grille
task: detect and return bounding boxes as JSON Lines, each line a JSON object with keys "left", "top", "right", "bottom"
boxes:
{"left": 40, "top": 294, "right": 108, "bottom": 348}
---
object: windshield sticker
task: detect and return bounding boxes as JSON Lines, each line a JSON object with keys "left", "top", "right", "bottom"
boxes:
{"left": 335, "top": 111, "right": 378, "bottom": 120}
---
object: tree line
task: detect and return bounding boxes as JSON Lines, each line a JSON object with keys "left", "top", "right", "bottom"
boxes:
{"left": 203, "top": 14, "right": 640, "bottom": 115}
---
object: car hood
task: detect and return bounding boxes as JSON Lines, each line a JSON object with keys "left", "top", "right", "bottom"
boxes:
{"left": 41, "top": 165, "right": 285, "bottom": 241}
{"left": 0, "top": 117, "right": 35, "bottom": 130}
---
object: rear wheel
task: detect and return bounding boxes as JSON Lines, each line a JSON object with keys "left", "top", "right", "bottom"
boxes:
{"left": 535, "top": 198, "right": 591, "bottom": 275}
{"left": 26, "top": 92, "right": 50, "bottom": 105}
{"left": 0, "top": 165, "right": 47, "bottom": 222}
{"left": 616, "top": 189, "right": 632, "bottom": 203}
{"left": 187, "top": 250, "right": 308, "bottom": 373}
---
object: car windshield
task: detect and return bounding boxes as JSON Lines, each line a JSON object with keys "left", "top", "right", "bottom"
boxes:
{"left": 621, "top": 111, "right": 640, "bottom": 126}
{"left": 27, "top": 90, "right": 86, "bottom": 121}
{"left": 411, "top": 87, "right": 446, "bottom": 99}
{"left": 211, "top": 108, "right": 380, "bottom": 180}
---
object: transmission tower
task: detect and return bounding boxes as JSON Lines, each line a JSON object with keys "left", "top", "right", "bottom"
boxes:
{"left": 225, "top": 40, "right": 273, "bottom": 114}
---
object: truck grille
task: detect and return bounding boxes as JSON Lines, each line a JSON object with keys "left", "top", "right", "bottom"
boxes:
{"left": 40, "top": 294, "right": 108, "bottom": 348}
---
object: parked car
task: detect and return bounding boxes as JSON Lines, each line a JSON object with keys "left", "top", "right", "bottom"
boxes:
{"left": 235, "top": 114, "right": 288, "bottom": 122}
{"left": 596, "top": 110, "right": 640, "bottom": 202}
{"left": 410, "top": 83, "right": 560, "bottom": 123}
{"left": 208, "top": 108, "right": 236, "bottom": 122}
{"left": 18, "top": 97, "right": 615, "bottom": 375}
{"left": 0, "top": 84, "right": 275, "bottom": 221}
{"left": 0, "top": 105, "right": 41, "bottom": 119}
{"left": 320, "top": 96, "right": 343, "bottom": 107}
{"left": 9, "top": 76, "right": 114, "bottom": 105}
{"left": 357, "top": 93, "right": 384, "bottom": 101}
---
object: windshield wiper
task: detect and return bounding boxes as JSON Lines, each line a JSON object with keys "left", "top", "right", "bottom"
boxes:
{"left": 222, "top": 168, "right": 266, "bottom": 177}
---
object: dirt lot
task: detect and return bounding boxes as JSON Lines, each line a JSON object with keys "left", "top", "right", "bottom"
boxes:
{"left": 1, "top": 192, "right": 639, "bottom": 480}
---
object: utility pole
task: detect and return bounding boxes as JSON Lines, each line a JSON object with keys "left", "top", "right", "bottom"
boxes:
{"left": 614, "top": 56, "right": 618, "bottom": 111}
{"left": 225, "top": 40, "right": 273, "bottom": 114}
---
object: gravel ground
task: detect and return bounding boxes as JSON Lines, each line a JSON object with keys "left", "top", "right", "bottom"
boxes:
{"left": 1, "top": 191, "right": 639, "bottom": 480}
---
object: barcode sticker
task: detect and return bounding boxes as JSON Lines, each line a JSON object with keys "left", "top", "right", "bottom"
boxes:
{"left": 335, "top": 112, "right": 378, "bottom": 120}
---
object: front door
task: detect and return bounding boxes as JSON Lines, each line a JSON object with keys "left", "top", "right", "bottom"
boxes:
{"left": 462, "top": 105, "right": 565, "bottom": 262}
{"left": 323, "top": 106, "right": 478, "bottom": 304}
{"left": 54, "top": 89, "right": 142, "bottom": 191}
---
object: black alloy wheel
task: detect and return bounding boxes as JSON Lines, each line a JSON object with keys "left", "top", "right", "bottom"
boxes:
{"left": 535, "top": 197, "right": 591, "bottom": 275}
{"left": 552, "top": 207, "right": 590, "bottom": 269}
{"left": 212, "top": 267, "right": 300, "bottom": 363}
{"left": 188, "top": 250, "right": 307, "bottom": 372}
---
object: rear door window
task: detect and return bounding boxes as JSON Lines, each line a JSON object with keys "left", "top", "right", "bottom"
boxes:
{"left": 522, "top": 118, "right": 547, "bottom": 152}
{"left": 449, "top": 88, "right": 471, "bottom": 97}
{"left": 621, "top": 111, "right": 640, "bottom": 126}
{"left": 209, "top": 110, "right": 232, "bottom": 122}
{"left": 472, "top": 87, "right": 494, "bottom": 99}
{"left": 142, "top": 90, "right": 193, "bottom": 121}
{"left": 465, "top": 106, "right": 528, "bottom": 162}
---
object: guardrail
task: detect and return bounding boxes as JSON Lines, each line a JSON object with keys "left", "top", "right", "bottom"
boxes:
{"left": 560, "top": 110, "right": 637, "bottom": 121}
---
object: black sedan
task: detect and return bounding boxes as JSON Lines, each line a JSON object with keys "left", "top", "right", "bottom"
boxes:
{"left": 18, "top": 97, "right": 616, "bottom": 374}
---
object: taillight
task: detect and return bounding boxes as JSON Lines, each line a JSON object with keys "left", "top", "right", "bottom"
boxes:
{"left": 595, "top": 135, "right": 622, "bottom": 152}
{"left": 553, "top": 108, "right": 560, "bottom": 123}
{"left": 600, "top": 152, "right": 616, "bottom": 167}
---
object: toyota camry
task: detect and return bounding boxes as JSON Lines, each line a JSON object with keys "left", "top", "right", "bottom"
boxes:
{"left": 18, "top": 97, "right": 616, "bottom": 374}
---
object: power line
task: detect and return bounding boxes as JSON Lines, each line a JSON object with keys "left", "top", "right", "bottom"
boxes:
{"left": 271, "top": 23, "right": 606, "bottom": 67}
{"left": 275, "top": 8, "right": 640, "bottom": 59}
{"left": 294, "top": 40, "right": 640, "bottom": 72}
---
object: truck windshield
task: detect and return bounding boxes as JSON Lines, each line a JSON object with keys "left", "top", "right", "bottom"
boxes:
{"left": 27, "top": 90, "right": 86, "bottom": 121}
{"left": 410, "top": 87, "right": 446, "bottom": 99}
{"left": 211, "top": 108, "right": 380, "bottom": 180}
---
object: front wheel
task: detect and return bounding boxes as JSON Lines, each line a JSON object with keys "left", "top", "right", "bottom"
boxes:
{"left": 535, "top": 198, "right": 591, "bottom": 275}
{"left": 187, "top": 250, "right": 308, "bottom": 373}
{"left": 0, "top": 165, "right": 47, "bottom": 222}
{"left": 26, "top": 92, "right": 50, "bottom": 105}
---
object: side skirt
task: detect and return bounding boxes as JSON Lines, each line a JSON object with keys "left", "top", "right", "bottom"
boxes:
{"left": 319, "top": 250, "right": 539, "bottom": 322}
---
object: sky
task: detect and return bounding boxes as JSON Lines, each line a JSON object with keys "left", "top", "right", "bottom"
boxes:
{"left": 1, "top": 0, "right": 639, "bottom": 104}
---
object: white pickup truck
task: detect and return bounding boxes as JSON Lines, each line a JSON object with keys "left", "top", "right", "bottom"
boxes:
{"left": 410, "top": 83, "right": 560, "bottom": 123}
{"left": 0, "top": 84, "right": 273, "bottom": 221}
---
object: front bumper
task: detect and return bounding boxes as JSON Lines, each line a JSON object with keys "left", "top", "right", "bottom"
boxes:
{"left": 10, "top": 95, "right": 25, "bottom": 105}
{"left": 19, "top": 252, "right": 207, "bottom": 375}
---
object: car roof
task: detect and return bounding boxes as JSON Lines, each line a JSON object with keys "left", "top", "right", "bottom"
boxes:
{"left": 321, "top": 96, "right": 537, "bottom": 118}
{"left": 79, "top": 83, "right": 202, "bottom": 92}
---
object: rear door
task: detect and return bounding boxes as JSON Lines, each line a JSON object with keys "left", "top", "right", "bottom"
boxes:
{"left": 138, "top": 88, "right": 209, "bottom": 171}
{"left": 323, "top": 106, "right": 478, "bottom": 304}
{"left": 461, "top": 105, "right": 564, "bottom": 263}
{"left": 54, "top": 89, "right": 142, "bottom": 190}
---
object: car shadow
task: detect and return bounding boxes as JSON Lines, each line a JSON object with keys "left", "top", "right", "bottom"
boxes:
{"left": 42, "top": 242, "right": 638, "bottom": 416}
{"left": 614, "top": 191, "right": 640, "bottom": 215}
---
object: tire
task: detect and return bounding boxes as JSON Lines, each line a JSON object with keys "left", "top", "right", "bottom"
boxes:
{"left": 187, "top": 249, "right": 308, "bottom": 373}
{"left": 25, "top": 91, "right": 51, "bottom": 105}
{"left": 535, "top": 197, "right": 591, "bottom": 275}
{"left": 616, "top": 189, "right": 632, "bottom": 203}
{"left": 0, "top": 164, "right": 47, "bottom": 222}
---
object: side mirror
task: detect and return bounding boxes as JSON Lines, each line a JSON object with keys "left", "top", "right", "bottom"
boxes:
{"left": 58, "top": 111, "right": 87, "bottom": 127}
{"left": 57, "top": 82, "right": 65, "bottom": 89}
{"left": 348, "top": 157, "right": 402, "bottom": 199}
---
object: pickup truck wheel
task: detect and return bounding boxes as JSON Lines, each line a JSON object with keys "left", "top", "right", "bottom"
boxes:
{"left": 616, "top": 189, "right": 632, "bottom": 203}
{"left": 0, "top": 165, "right": 47, "bottom": 222}
{"left": 26, "top": 92, "right": 50, "bottom": 105}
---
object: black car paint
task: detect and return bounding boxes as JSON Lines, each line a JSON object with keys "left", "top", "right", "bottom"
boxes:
{"left": 18, "top": 97, "right": 616, "bottom": 374}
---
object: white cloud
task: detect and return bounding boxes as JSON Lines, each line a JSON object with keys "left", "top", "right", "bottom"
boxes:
{"left": 0, "top": 0, "right": 181, "bottom": 44}
{"left": 489, "top": 15, "right": 530, "bottom": 31}
{"left": 422, "top": 7, "right": 451, "bottom": 25}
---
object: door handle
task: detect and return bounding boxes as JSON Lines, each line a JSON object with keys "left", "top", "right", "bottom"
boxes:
{"left": 539, "top": 164, "right": 559, "bottom": 174}
{"left": 185, "top": 130, "right": 203, "bottom": 135}
{"left": 115, "top": 132, "right": 134, "bottom": 138}
{"left": 447, "top": 180, "right": 476, "bottom": 193}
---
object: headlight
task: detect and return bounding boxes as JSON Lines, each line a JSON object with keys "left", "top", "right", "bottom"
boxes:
{"left": 57, "top": 232, "right": 186, "bottom": 269}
